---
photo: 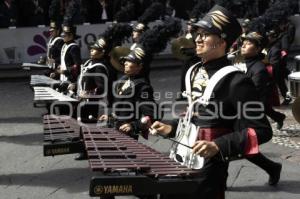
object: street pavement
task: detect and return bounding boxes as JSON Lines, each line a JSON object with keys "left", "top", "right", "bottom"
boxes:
{"left": 0, "top": 67, "right": 300, "bottom": 199}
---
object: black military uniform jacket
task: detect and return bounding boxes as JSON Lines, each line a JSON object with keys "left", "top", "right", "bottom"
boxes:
{"left": 82, "top": 59, "right": 108, "bottom": 94}
{"left": 48, "top": 37, "right": 64, "bottom": 68}
{"left": 266, "top": 40, "right": 282, "bottom": 69}
{"left": 245, "top": 54, "right": 271, "bottom": 104}
{"left": 113, "top": 75, "right": 156, "bottom": 139}
{"left": 81, "top": 58, "right": 115, "bottom": 106}
{"left": 171, "top": 56, "right": 272, "bottom": 161}
{"left": 62, "top": 40, "right": 82, "bottom": 83}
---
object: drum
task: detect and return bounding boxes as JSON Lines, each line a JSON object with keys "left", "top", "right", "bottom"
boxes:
{"left": 294, "top": 55, "right": 300, "bottom": 72}
{"left": 288, "top": 72, "right": 300, "bottom": 98}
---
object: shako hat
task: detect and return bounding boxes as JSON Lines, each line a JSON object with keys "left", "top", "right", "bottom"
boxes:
{"left": 193, "top": 5, "right": 242, "bottom": 47}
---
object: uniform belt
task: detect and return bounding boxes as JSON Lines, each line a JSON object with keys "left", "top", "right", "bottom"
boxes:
{"left": 198, "top": 128, "right": 232, "bottom": 141}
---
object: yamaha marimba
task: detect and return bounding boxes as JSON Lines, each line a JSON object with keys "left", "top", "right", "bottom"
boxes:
{"left": 33, "top": 86, "right": 78, "bottom": 107}
{"left": 43, "top": 115, "right": 84, "bottom": 156}
{"left": 42, "top": 116, "right": 199, "bottom": 197}
{"left": 82, "top": 126, "right": 199, "bottom": 197}
{"left": 30, "top": 75, "right": 60, "bottom": 88}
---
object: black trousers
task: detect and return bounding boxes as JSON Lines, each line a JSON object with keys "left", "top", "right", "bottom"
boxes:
{"left": 273, "top": 64, "right": 288, "bottom": 98}
{"left": 265, "top": 104, "right": 285, "bottom": 123}
{"left": 247, "top": 152, "right": 279, "bottom": 176}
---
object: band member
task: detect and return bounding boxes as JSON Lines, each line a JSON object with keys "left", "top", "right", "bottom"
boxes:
{"left": 99, "top": 17, "right": 181, "bottom": 140}
{"left": 228, "top": 18, "right": 251, "bottom": 62}
{"left": 151, "top": 5, "right": 274, "bottom": 199}
{"left": 238, "top": 31, "right": 282, "bottom": 186}
{"left": 241, "top": 31, "right": 286, "bottom": 130}
{"left": 75, "top": 23, "right": 136, "bottom": 161}
{"left": 77, "top": 38, "right": 113, "bottom": 121}
{"left": 131, "top": 23, "right": 147, "bottom": 50}
{"left": 266, "top": 29, "right": 291, "bottom": 105}
{"left": 99, "top": 47, "right": 157, "bottom": 140}
{"left": 74, "top": 38, "right": 114, "bottom": 161}
{"left": 50, "top": 21, "right": 81, "bottom": 93}
{"left": 47, "top": 21, "right": 64, "bottom": 72}
{"left": 262, "top": 1, "right": 295, "bottom": 105}
{"left": 130, "top": 2, "right": 164, "bottom": 50}
{"left": 77, "top": 22, "right": 135, "bottom": 119}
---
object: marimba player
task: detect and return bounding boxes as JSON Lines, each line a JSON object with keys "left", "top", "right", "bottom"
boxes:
{"left": 47, "top": 20, "right": 64, "bottom": 74}
{"left": 50, "top": 20, "right": 82, "bottom": 94}
{"left": 151, "top": 4, "right": 274, "bottom": 199}
{"left": 99, "top": 47, "right": 157, "bottom": 140}
{"left": 77, "top": 38, "right": 114, "bottom": 121}
{"left": 74, "top": 38, "right": 115, "bottom": 161}
{"left": 98, "top": 17, "right": 182, "bottom": 141}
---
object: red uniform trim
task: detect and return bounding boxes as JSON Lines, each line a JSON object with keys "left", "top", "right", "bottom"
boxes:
{"left": 71, "top": 64, "right": 80, "bottom": 79}
{"left": 266, "top": 64, "right": 280, "bottom": 106}
{"left": 244, "top": 128, "right": 259, "bottom": 156}
{"left": 198, "top": 128, "right": 231, "bottom": 141}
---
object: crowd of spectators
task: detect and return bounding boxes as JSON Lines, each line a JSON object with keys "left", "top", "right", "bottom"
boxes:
{"left": 0, "top": 0, "right": 299, "bottom": 28}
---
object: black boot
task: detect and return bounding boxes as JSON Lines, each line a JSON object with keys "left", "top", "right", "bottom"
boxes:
{"left": 247, "top": 153, "right": 282, "bottom": 186}
{"left": 268, "top": 162, "right": 282, "bottom": 186}
{"left": 74, "top": 152, "right": 88, "bottom": 160}
{"left": 276, "top": 114, "right": 286, "bottom": 130}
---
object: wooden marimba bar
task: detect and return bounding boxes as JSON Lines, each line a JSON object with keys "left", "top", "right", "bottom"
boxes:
{"left": 33, "top": 86, "right": 78, "bottom": 107}
{"left": 30, "top": 75, "right": 60, "bottom": 88}
{"left": 43, "top": 115, "right": 84, "bottom": 156}
{"left": 82, "top": 126, "right": 199, "bottom": 197}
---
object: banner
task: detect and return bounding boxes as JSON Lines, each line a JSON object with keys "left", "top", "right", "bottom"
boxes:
{"left": 0, "top": 21, "right": 173, "bottom": 65}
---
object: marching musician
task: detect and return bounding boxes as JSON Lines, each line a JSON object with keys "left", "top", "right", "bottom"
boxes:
{"left": 237, "top": 31, "right": 283, "bottom": 186}
{"left": 46, "top": 20, "right": 64, "bottom": 73}
{"left": 75, "top": 23, "right": 134, "bottom": 160}
{"left": 241, "top": 31, "right": 286, "bottom": 130}
{"left": 130, "top": 2, "right": 164, "bottom": 50}
{"left": 50, "top": 21, "right": 82, "bottom": 94}
{"left": 75, "top": 38, "right": 114, "bottom": 161}
{"left": 151, "top": 5, "right": 274, "bottom": 199}
{"left": 266, "top": 29, "right": 291, "bottom": 105}
{"left": 47, "top": 1, "right": 64, "bottom": 73}
{"left": 99, "top": 47, "right": 157, "bottom": 140}
{"left": 98, "top": 18, "right": 180, "bottom": 198}
{"left": 131, "top": 23, "right": 147, "bottom": 50}
{"left": 77, "top": 38, "right": 114, "bottom": 122}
